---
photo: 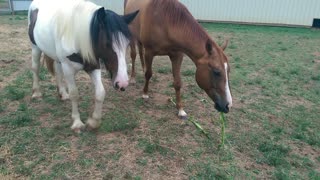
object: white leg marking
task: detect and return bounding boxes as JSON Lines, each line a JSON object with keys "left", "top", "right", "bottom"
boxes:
{"left": 142, "top": 94, "right": 149, "bottom": 99}
{"left": 87, "top": 69, "right": 105, "bottom": 129}
{"left": 31, "top": 46, "right": 42, "bottom": 98}
{"left": 113, "top": 34, "right": 129, "bottom": 89}
{"left": 71, "top": 119, "right": 85, "bottom": 133}
{"left": 224, "top": 63, "right": 233, "bottom": 107}
{"left": 61, "top": 62, "right": 85, "bottom": 132}
{"left": 55, "top": 61, "right": 69, "bottom": 100}
{"left": 178, "top": 108, "right": 187, "bottom": 117}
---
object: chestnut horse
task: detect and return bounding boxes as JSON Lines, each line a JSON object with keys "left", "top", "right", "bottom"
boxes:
{"left": 124, "top": 0, "right": 232, "bottom": 119}
{"left": 28, "top": 0, "right": 138, "bottom": 132}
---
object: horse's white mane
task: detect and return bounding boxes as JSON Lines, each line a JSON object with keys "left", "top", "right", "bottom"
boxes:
{"left": 54, "top": 0, "right": 100, "bottom": 64}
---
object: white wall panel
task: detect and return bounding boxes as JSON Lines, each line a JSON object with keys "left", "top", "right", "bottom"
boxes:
{"left": 11, "top": 0, "right": 320, "bottom": 26}
{"left": 179, "top": 0, "right": 320, "bottom": 26}
{"left": 12, "top": 0, "right": 31, "bottom": 11}
{"left": 89, "top": 0, "right": 123, "bottom": 14}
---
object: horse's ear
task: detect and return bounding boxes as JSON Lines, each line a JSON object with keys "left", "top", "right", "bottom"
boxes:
{"left": 123, "top": 10, "right": 139, "bottom": 24}
{"left": 221, "top": 39, "right": 229, "bottom": 51}
{"left": 206, "top": 40, "right": 213, "bottom": 55}
{"left": 97, "top": 7, "right": 105, "bottom": 22}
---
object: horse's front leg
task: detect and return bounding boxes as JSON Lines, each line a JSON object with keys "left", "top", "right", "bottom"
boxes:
{"left": 169, "top": 52, "right": 187, "bottom": 120}
{"left": 54, "top": 61, "right": 69, "bottom": 100}
{"left": 61, "top": 63, "right": 85, "bottom": 133}
{"left": 86, "top": 69, "right": 105, "bottom": 129}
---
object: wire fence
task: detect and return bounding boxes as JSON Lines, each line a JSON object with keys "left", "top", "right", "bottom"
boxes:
{"left": 0, "top": 0, "right": 12, "bottom": 14}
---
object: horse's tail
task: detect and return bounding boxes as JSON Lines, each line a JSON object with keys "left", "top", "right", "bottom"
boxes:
{"left": 124, "top": 0, "right": 128, "bottom": 9}
{"left": 43, "top": 54, "right": 55, "bottom": 76}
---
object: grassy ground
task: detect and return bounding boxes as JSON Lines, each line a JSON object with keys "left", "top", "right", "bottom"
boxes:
{"left": 0, "top": 15, "right": 319, "bottom": 179}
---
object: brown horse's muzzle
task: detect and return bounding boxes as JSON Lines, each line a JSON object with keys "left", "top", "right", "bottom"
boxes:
{"left": 206, "top": 89, "right": 230, "bottom": 113}
{"left": 214, "top": 98, "right": 230, "bottom": 113}
{"left": 195, "top": 64, "right": 231, "bottom": 113}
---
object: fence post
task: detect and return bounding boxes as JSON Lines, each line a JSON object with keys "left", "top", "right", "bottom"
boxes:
{"left": 8, "top": 0, "right": 14, "bottom": 15}
{"left": 9, "top": 0, "right": 14, "bottom": 15}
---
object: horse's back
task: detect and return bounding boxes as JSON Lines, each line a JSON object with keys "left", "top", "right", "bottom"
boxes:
{"left": 125, "top": 0, "right": 150, "bottom": 12}
{"left": 28, "top": 0, "right": 60, "bottom": 60}
{"left": 125, "top": 0, "right": 181, "bottom": 51}
{"left": 124, "top": 0, "right": 151, "bottom": 40}
{"left": 29, "top": 0, "right": 99, "bottom": 61}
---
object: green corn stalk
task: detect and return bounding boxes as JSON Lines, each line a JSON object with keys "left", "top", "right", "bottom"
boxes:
{"left": 189, "top": 117, "right": 210, "bottom": 139}
{"left": 213, "top": 112, "right": 226, "bottom": 148}
{"left": 169, "top": 97, "right": 209, "bottom": 139}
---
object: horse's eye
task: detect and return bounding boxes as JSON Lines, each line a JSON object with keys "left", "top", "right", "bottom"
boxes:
{"left": 212, "top": 69, "right": 221, "bottom": 77}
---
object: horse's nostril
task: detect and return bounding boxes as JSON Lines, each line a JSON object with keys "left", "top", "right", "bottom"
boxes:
{"left": 224, "top": 103, "right": 230, "bottom": 113}
{"left": 120, "top": 87, "right": 125, "bottom": 91}
{"left": 115, "top": 82, "right": 119, "bottom": 89}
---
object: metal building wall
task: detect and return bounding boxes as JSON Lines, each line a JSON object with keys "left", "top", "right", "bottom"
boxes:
{"left": 89, "top": 0, "right": 123, "bottom": 14}
{"left": 179, "top": 0, "right": 320, "bottom": 26}
{"left": 11, "top": 0, "right": 31, "bottom": 11}
{"left": 94, "top": 0, "right": 320, "bottom": 27}
{"left": 10, "top": 0, "right": 320, "bottom": 27}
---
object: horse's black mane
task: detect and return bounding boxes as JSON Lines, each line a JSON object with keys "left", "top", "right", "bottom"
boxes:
{"left": 90, "top": 9, "right": 132, "bottom": 50}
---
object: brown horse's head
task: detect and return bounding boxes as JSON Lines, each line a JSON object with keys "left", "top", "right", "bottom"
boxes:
{"left": 195, "top": 40, "right": 232, "bottom": 113}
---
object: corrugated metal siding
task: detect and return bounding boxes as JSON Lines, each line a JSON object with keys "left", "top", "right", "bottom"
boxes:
{"left": 180, "top": 0, "right": 320, "bottom": 26}
{"left": 89, "top": 0, "right": 123, "bottom": 14}
{"left": 12, "top": 0, "right": 31, "bottom": 11}
{"left": 10, "top": 0, "right": 320, "bottom": 26}
{"left": 94, "top": 0, "right": 320, "bottom": 26}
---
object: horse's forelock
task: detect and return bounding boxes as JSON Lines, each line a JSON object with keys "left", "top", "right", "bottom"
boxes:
{"left": 105, "top": 10, "right": 132, "bottom": 48}
{"left": 91, "top": 9, "right": 132, "bottom": 52}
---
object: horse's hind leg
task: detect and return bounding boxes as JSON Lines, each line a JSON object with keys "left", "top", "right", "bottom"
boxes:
{"left": 169, "top": 52, "right": 187, "bottom": 120}
{"left": 86, "top": 69, "right": 105, "bottom": 129}
{"left": 138, "top": 41, "right": 145, "bottom": 72}
{"left": 129, "top": 40, "right": 137, "bottom": 84}
{"left": 54, "top": 61, "right": 69, "bottom": 100}
{"left": 142, "top": 50, "right": 154, "bottom": 99}
{"left": 43, "top": 55, "right": 69, "bottom": 100}
{"left": 31, "top": 46, "right": 42, "bottom": 98}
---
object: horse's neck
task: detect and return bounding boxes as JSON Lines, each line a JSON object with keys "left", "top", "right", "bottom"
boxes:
{"left": 169, "top": 25, "right": 209, "bottom": 65}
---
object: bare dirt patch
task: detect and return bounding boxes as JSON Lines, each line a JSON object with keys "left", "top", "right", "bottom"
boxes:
{"left": 282, "top": 95, "right": 315, "bottom": 109}
{"left": 289, "top": 141, "right": 320, "bottom": 171}
{"left": 0, "top": 21, "right": 30, "bottom": 90}
{"left": 312, "top": 52, "right": 320, "bottom": 57}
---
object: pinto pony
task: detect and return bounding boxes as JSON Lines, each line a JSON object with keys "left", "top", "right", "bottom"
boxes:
{"left": 125, "top": 0, "right": 233, "bottom": 119}
{"left": 28, "top": 0, "right": 138, "bottom": 133}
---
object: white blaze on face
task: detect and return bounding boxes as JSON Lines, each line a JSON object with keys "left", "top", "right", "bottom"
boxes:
{"left": 224, "top": 63, "right": 233, "bottom": 107}
{"left": 112, "top": 33, "right": 129, "bottom": 89}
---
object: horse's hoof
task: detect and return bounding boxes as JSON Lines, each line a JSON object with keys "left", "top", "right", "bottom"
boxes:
{"left": 130, "top": 78, "right": 136, "bottom": 84}
{"left": 32, "top": 92, "right": 42, "bottom": 99}
{"left": 178, "top": 109, "right": 188, "bottom": 120}
{"left": 179, "top": 115, "right": 188, "bottom": 121}
{"left": 60, "top": 94, "right": 70, "bottom": 101}
{"left": 72, "top": 127, "right": 83, "bottom": 134}
{"left": 71, "top": 122, "right": 86, "bottom": 134}
{"left": 86, "top": 118, "right": 101, "bottom": 130}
